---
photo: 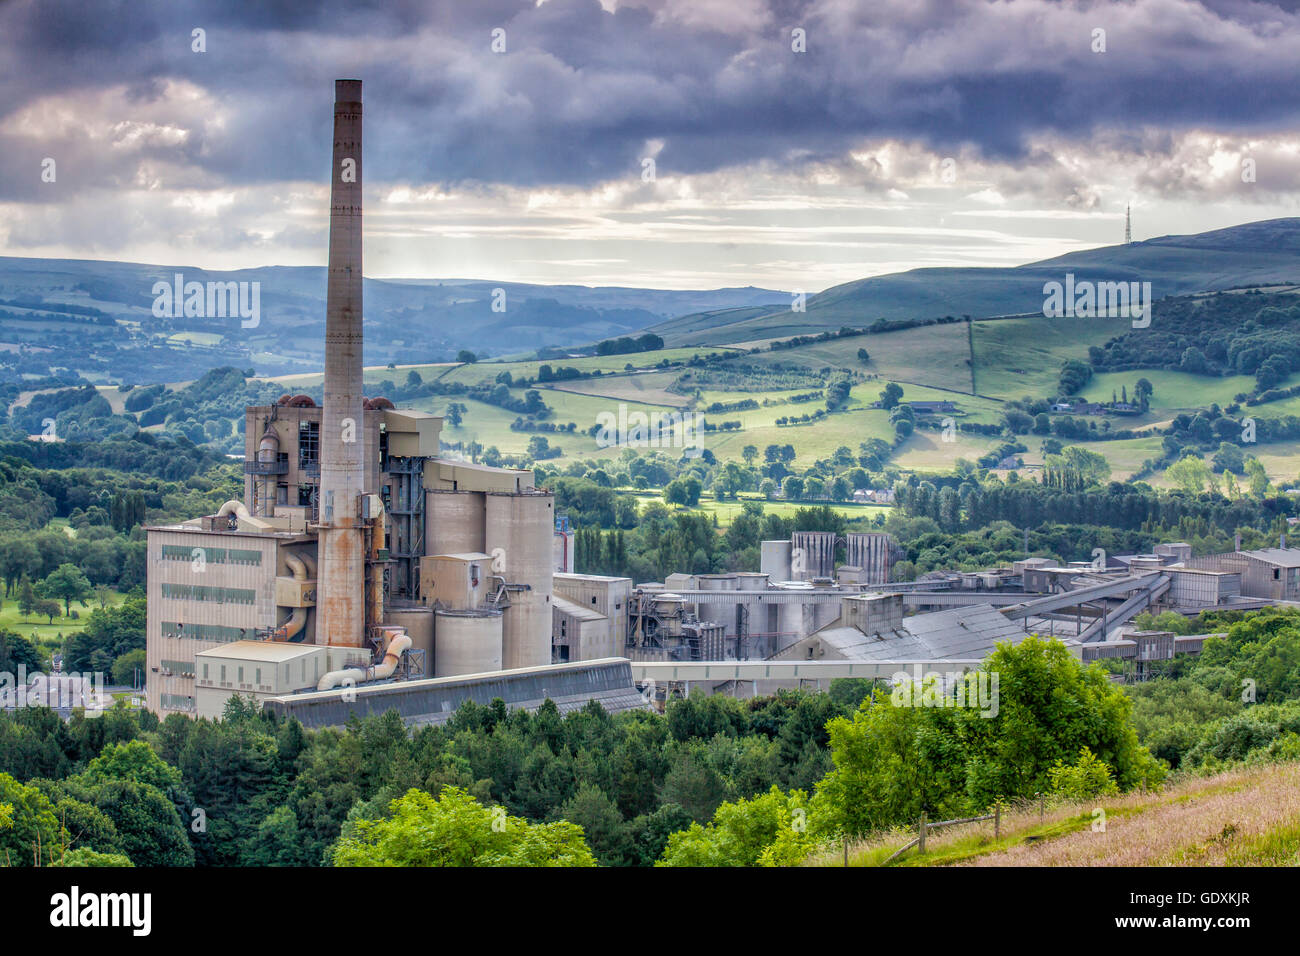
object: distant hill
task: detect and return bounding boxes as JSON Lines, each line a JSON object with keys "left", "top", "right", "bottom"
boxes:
{"left": 654, "top": 218, "right": 1300, "bottom": 346}
{"left": 0, "top": 255, "right": 787, "bottom": 384}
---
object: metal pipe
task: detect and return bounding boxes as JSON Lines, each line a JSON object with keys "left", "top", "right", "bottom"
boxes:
{"left": 271, "top": 552, "right": 314, "bottom": 643}
{"left": 316, "top": 630, "right": 410, "bottom": 691}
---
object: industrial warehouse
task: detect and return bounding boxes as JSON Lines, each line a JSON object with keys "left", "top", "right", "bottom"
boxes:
{"left": 143, "top": 80, "right": 1300, "bottom": 728}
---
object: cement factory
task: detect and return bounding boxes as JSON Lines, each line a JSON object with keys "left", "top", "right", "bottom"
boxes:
{"left": 142, "top": 81, "right": 1300, "bottom": 727}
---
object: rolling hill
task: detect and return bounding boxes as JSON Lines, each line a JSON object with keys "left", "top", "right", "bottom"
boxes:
{"left": 0, "top": 255, "right": 787, "bottom": 383}
{"left": 654, "top": 218, "right": 1300, "bottom": 346}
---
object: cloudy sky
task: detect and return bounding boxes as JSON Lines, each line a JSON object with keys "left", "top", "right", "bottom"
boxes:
{"left": 1, "top": 0, "right": 1298, "bottom": 291}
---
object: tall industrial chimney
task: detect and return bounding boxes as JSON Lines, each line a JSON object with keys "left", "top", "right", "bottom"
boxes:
{"left": 318, "top": 79, "right": 366, "bottom": 647}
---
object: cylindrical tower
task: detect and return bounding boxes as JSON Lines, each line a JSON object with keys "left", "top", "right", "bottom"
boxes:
{"left": 791, "top": 531, "right": 836, "bottom": 581}
{"left": 425, "top": 490, "right": 486, "bottom": 555}
{"left": 845, "top": 532, "right": 892, "bottom": 585}
{"left": 435, "top": 609, "right": 504, "bottom": 676}
{"left": 485, "top": 491, "right": 554, "bottom": 669}
{"left": 318, "top": 79, "right": 366, "bottom": 647}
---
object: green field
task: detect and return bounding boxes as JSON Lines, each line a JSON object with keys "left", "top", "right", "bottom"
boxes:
{"left": 750, "top": 322, "right": 976, "bottom": 394}
{"left": 629, "top": 491, "right": 891, "bottom": 527}
{"left": 971, "top": 315, "right": 1133, "bottom": 400}
{"left": 0, "top": 589, "right": 128, "bottom": 658}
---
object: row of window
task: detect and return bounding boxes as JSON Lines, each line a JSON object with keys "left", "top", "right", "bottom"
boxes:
{"left": 159, "top": 658, "right": 196, "bottom": 678}
{"left": 159, "top": 621, "right": 255, "bottom": 643}
{"left": 159, "top": 694, "right": 195, "bottom": 711}
{"left": 160, "top": 583, "right": 256, "bottom": 605}
{"left": 160, "top": 545, "right": 262, "bottom": 565}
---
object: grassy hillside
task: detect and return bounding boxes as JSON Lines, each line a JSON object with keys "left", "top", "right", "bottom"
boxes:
{"left": 811, "top": 761, "right": 1300, "bottom": 867}
{"left": 0, "top": 253, "right": 785, "bottom": 382}
{"left": 655, "top": 217, "right": 1300, "bottom": 347}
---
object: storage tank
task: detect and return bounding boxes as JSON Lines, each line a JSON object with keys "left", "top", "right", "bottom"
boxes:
{"left": 425, "top": 490, "right": 486, "bottom": 555}
{"left": 696, "top": 573, "right": 737, "bottom": 634}
{"left": 434, "top": 608, "right": 503, "bottom": 676}
{"left": 384, "top": 603, "right": 434, "bottom": 677}
{"left": 485, "top": 491, "right": 554, "bottom": 669}
{"left": 761, "top": 540, "right": 793, "bottom": 581}
{"left": 844, "top": 532, "right": 892, "bottom": 585}
{"left": 791, "top": 531, "right": 837, "bottom": 580}
{"left": 775, "top": 581, "right": 813, "bottom": 643}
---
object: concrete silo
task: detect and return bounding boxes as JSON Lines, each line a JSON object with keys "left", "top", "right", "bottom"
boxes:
{"left": 434, "top": 608, "right": 503, "bottom": 676}
{"left": 760, "top": 540, "right": 793, "bottom": 581}
{"left": 425, "top": 490, "right": 486, "bottom": 555}
{"left": 845, "top": 532, "right": 893, "bottom": 585}
{"left": 791, "top": 531, "right": 837, "bottom": 581}
{"left": 485, "top": 491, "right": 554, "bottom": 669}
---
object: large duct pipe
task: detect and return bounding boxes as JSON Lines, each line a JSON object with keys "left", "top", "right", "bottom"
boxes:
{"left": 271, "top": 552, "right": 315, "bottom": 643}
{"left": 216, "top": 499, "right": 250, "bottom": 518}
{"left": 317, "top": 630, "right": 410, "bottom": 692}
{"left": 317, "top": 78, "right": 366, "bottom": 648}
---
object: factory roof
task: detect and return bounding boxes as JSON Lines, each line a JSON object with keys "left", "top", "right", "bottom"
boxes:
{"left": 196, "top": 641, "right": 322, "bottom": 663}
{"left": 145, "top": 524, "right": 314, "bottom": 540}
{"left": 555, "top": 572, "right": 634, "bottom": 584}
{"left": 262, "top": 658, "right": 649, "bottom": 728}
{"left": 780, "top": 604, "right": 1033, "bottom": 664}
{"left": 553, "top": 594, "right": 609, "bottom": 622}
{"left": 1237, "top": 548, "right": 1300, "bottom": 567}
{"left": 899, "top": 605, "right": 1029, "bottom": 659}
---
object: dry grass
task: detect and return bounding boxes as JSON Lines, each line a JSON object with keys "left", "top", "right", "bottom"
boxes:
{"left": 964, "top": 763, "right": 1300, "bottom": 867}
{"left": 807, "top": 762, "right": 1300, "bottom": 868}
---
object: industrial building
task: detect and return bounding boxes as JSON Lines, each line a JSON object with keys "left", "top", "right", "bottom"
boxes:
{"left": 144, "top": 80, "right": 1298, "bottom": 726}
{"left": 146, "top": 80, "right": 642, "bottom": 723}
{"left": 1186, "top": 544, "right": 1300, "bottom": 601}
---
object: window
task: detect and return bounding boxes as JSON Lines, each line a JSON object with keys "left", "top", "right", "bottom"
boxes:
{"left": 1275, "top": 568, "right": 1281, "bottom": 580}
{"left": 298, "top": 420, "right": 320, "bottom": 467}
{"left": 238, "top": 666, "right": 244, "bottom": 683}
{"left": 203, "top": 663, "right": 209, "bottom": 680}
{"left": 256, "top": 668, "right": 262, "bottom": 686}
{"left": 299, "top": 484, "right": 316, "bottom": 507}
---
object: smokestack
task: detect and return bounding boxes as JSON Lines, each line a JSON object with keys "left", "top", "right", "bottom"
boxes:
{"left": 1234, "top": 532, "right": 1242, "bottom": 552}
{"left": 318, "top": 79, "right": 366, "bottom": 647}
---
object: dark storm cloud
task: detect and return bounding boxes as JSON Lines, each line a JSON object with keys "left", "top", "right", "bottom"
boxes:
{"left": 2, "top": 0, "right": 1299, "bottom": 201}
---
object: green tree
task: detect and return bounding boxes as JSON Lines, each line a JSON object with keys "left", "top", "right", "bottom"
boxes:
{"left": 17, "top": 576, "right": 37, "bottom": 620}
{"left": 816, "top": 637, "right": 1164, "bottom": 836}
{"left": 1047, "top": 747, "right": 1120, "bottom": 801}
{"left": 112, "top": 649, "right": 147, "bottom": 687}
{"left": 657, "top": 787, "right": 816, "bottom": 867}
{"left": 50, "top": 848, "right": 133, "bottom": 867}
{"left": 879, "top": 382, "right": 904, "bottom": 410}
{"left": 1244, "top": 457, "right": 1270, "bottom": 499}
{"left": 331, "top": 787, "right": 596, "bottom": 867}
{"left": 1166, "top": 455, "right": 1210, "bottom": 494}
{"left": 42, "top": 564, "right": 92, "bottom": 618}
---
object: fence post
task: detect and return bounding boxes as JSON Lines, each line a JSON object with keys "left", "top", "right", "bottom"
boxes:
{"left": 994, "top": 805, "right": 1001, "bottom": 840}
{"left": 1038, "top": 792, "right": 1045, "bottom": 824}
{"left": 918, "top": 811, "right": 927, "bottom": 854}
{"left": 843, "top": 836, "right": 848, "bottom": 868}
